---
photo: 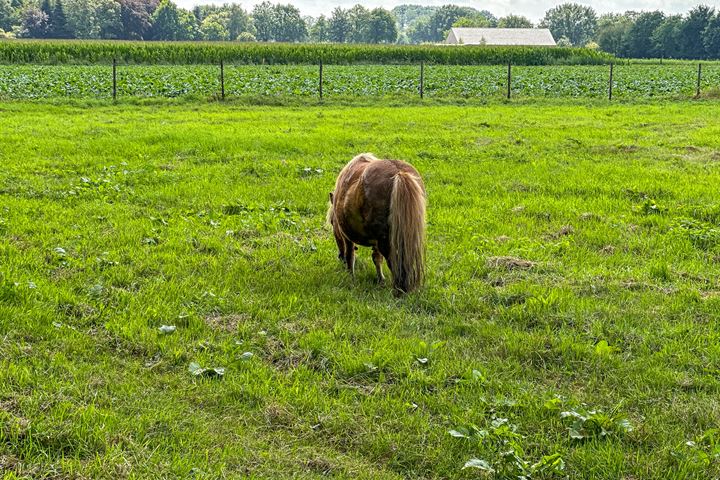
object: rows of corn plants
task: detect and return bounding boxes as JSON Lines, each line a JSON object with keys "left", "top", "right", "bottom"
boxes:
{"left": 0, "top": 40, "right": 613, "bottom": 65}
{"left": 0, "top": 64, "right": 716, "bottom": 99}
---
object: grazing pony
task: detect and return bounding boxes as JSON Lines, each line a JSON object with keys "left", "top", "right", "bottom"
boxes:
{"left": 327, "top": 153, "right": 426, "bottom": 294}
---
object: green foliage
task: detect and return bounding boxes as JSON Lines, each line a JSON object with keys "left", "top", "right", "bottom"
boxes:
{"left": 624, "top": 11, "right": 665, "bottom": 58}
{"left": 0, "top": 39, "right": 613, "bottom": 65}
{"left": 454, "top": 417, "right": 566, "bottom": 478}
{"left": 541, "top": 2, "right": 598, "bottom": 47}
{"left": 596, "top": 13, "right": 632, "bottom": 56}
{"left": 236, "top": 31, "right": 256, "bottom": 42}
{"left": 679, "top": 5, "right": 715, "bottom": 59}
{"left": 308, "top": 14, "right": 328, "bottom": 42}
{"left": 151, "top": 0, "right": 182, "bottom": 41}
{"left": 2, "top": 62, "right": 717, "bottom": 100}
{"left": 411, "top": 4, "right": 481, "bottom": 43}
{"left": 498, "top": 14, "right": 534, "bottom": 28}
{"left": 674, "top": 218, "right": 720, "bottom": 250}
{"left": 560, "top": 408, "right": 633, "bottom": 440}
{"left": 252, "top": 1, "right": 306, "bottom": 43}
{"left": 683, "top": 429, "right": 720, "bottom": 469}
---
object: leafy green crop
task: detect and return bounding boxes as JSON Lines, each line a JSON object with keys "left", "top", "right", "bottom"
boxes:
{"left": 0, "top": 64, "right": 716, "bottom": 99}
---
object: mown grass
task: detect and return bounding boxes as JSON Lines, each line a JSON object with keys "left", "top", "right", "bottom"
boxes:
{"left": 1, "top": 99, "right": 720, "bottom": 479}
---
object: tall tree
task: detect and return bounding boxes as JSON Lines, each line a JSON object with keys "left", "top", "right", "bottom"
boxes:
{"left": 498, "top": 14, "right": 533, "bottom": 28}
{"left": 541, "top": 3, "right": 597, "bottom": 46}
{"left": 19, "top": 5, "right": 48, "bottom": 37}
{"left": 39, "top": 0, "right": 52, "bottom": 37}
{"left": 453, "top": 15, "right": 491, "bottom": 28}
{"left": 309, "top": 14, "right": 329, "bottom": 42}
{"left": 151, "top": 0, "right": 181, "bottom": 40}
{"left": 200, "top": 12, "right": 228, "bottom": 40}
{"left": 346, "top": 4, "right": 370, "bottom": 43}
{"left": 66, "top": 0, "right": 100, "bottom": 38}
{"left": 272, "top": 3, "right": 306, "bottom": 42}
{"left": 227, "top": 4, "right": 252, "bottom": 39}
{"left": 478, "top": 10, "right": 497, "bottom": 26}
{"left": 52, "top": 0, "right": 72, "bottom": 38}
{"left": 595, "top": 13, "right": 632, "bottom": 57}
{"left": 407, "top": 16, "right": 431, "bottom": 43}
{"left": 0, "top": 0, "right": 13, "bottom": 31}
{"left": 252, "top": 1, "right": 274, "bottom": 41}
{"left": 367, "top": 7, "right": 397, "bottom": 43}
{"left": 328, "top": 7, "right": 348, "bottom": 42}
{"left": 624, "top": 11, "right": 664, "bottom": 58}
{"left": 652, "top": 15, "right": 683, "bottom": 59}
{"left": 97, "top": 0, "right": 122, "bottom": 38}
{"left": 391, "top": 5, "right": 437, "bottom": 32}
{"left": 703, "top": 14, "right": 720, "bottom": 58}
{"left": 118, "top": 0, "right": 157, "bottom": 40}
{"left": 422, "top": 5, "right": 479, "bottom": 42}
{"left": 679, "top": 5, "right": 714, "bottom": 58}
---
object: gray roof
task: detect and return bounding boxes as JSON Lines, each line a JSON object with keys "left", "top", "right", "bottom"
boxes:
{"left": 445, "top": 28, "right": 556, "bottom": 46}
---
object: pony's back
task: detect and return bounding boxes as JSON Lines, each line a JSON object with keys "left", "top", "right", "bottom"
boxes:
{"left": 329, "top": 154, "right": 426, "bottom": 294}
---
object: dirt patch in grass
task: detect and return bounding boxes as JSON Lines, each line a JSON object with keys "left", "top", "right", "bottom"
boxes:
{"left": 546, "top": 225, "right": 574, "bottom": 239}
{"left": 486, "top": 256, "right": 536, "bottom": 270}
{"left": 599, "top": 245, "right": 616, "bottom": 255}
{"left": 204, "top": 313, "right": 251, "bottom": 333}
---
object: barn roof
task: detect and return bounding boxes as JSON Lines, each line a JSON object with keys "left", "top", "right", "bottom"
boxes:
{"left": 445, "top": 28, "right": 556, "bottom": 46}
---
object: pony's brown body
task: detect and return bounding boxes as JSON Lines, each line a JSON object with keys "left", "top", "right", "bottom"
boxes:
{"left": 328, "top": 153, "right": 426, "bottom": 294}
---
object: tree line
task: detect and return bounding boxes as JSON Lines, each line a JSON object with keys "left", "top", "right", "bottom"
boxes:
{"left": 0, "top": 1, "right": 719, "bottom": 59}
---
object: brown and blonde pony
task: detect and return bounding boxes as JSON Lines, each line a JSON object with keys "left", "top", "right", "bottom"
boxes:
{"left": 327, "top": 153, "right": 426, "bottom": 294}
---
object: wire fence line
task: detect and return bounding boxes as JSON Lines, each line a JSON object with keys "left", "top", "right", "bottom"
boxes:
{"left": 0, "top": 61, "right": 717, "bottom": 101}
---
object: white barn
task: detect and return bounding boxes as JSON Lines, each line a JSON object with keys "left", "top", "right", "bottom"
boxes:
{"left": 445, "top": 28, "right": 556, "bottom": 46}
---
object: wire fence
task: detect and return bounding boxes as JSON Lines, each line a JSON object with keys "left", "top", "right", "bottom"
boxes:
{"left": 0, "top": 61, "right": 717, "bottom": 101}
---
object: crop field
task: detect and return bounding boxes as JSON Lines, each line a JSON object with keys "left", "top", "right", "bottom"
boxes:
{"left": 0, "top": 63, "right": 718, "bottom": 100}
{"left": 2, "top": 99, "right": 720, "bottom": 479}
{"left": 0, "top": 40, "right": 612, "bottom": 66}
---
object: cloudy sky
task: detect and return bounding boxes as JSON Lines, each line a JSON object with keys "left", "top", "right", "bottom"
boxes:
{"left": 176, "top": 0, "right": 718, "bottom": 22}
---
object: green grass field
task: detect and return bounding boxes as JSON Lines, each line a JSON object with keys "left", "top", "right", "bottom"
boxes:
{"left": 2, "top": 98, "right": 720, "bottom": 479}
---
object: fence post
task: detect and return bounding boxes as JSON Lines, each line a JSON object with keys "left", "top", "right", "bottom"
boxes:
{"left": 220, "top": 60, "right": 225, "bottom": 100}
{"left": 506, "top": 62, "right": 511, "bottom": 99}
{"left": 696, "top": 63, "right": 702, "bottom": 98}
{"left": 419, "top": 61, "right": 424, "bottom": 99}
{"left": 319, "top": 59, "right": 323, "bottom": 100}
{"left": 608, "top": 63, "right": 614, "bottom": 101}
{"left": 112, "top": 58, "right": 117, "bottom": 101}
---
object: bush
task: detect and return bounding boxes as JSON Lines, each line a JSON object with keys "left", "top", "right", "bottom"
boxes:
{"left": 236, "top": 32, "right": 257, "bottom": 43}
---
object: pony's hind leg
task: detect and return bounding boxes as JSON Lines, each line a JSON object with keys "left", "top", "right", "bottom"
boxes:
{"left": 372, "top": 247, "right": 385, "bottom": 284}
{"left": 343, "top": 238, "right": 356, "bottom": 276}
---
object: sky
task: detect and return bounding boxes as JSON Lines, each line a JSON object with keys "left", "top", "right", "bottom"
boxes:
{"left": 176, "top": 0, "right": 719, "bottom": 22}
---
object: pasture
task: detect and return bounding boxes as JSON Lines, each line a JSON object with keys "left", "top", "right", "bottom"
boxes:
{"left": 2, "top": 99, "right": 720, "bottom": 479}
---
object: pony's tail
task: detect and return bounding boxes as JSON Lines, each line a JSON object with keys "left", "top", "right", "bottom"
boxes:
{"left": 389, "top": 171, "right": 426, "bottom": 294}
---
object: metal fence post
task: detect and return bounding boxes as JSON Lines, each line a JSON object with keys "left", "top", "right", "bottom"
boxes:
{"left": 506, "top": 62, "right": 511, "bottom": 99}
{"left": 419, "top": 61, "right": 424, "bottom": 99}
{"left": 220, "top": 60, "right": 225, "bottom": 100}
{"left": 608, "top": 63, "right": 614, "bottom": 101}
{"left": 112, "top": 58, "right": 117, "bottom": 100}
{"left": 696, "top": 63, "right": 702, "bottom": 98}
{"left": 319, "top": 59, "right": 323, "bottom": 99}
